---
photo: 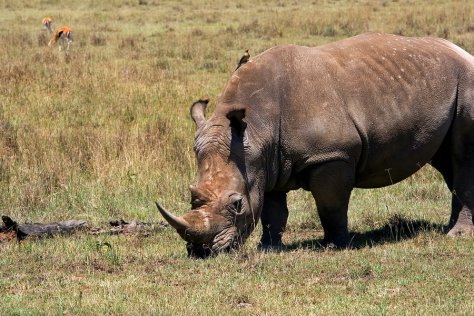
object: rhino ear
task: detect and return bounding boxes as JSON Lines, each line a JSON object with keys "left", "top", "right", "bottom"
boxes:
{"left": 226, "top": 109, "right": 246, "bottom": 137}
{"left": 190, "top": 99, "right": 209, "bottom": 129}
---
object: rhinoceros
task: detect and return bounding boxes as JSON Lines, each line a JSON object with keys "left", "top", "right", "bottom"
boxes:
{"left": 156, "top": 32, "right": 474, "bottom": 257}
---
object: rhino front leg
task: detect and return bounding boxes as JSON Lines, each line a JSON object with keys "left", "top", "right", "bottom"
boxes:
{"left": 258, "top": 191, "right": 289, "bottom": 251}
{"left": 308, "top": 161, "right": 354, "bottom": 248}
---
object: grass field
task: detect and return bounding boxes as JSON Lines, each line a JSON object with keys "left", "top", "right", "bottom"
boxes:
{"left": 1, "top": 0, "right": 474, "bottom": 314}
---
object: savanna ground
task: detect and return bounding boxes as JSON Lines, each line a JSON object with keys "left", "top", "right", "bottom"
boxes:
{"left": 1, "top": 0, "right": 473, "bottom": 314}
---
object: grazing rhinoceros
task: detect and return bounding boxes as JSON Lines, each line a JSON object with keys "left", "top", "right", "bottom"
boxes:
{"left": 156, "top": 33, "right": 474, "bottom": 257}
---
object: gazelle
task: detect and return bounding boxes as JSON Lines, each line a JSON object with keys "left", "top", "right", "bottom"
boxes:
{"left": 42, "top": 17, "right": 53, "bottom": 33}
{"left": 48, "top": 26, "right": 73, "bottom": 51}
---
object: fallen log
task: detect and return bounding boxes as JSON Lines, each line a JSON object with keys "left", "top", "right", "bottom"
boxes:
{"left": 0, "top": 216, "right": 168, "bottom": 242}
{"left": 1, "top": 215, "right": 87, "bottom": 241}
{"left": 89, "top": 219, "right": 168, "bottom": 236}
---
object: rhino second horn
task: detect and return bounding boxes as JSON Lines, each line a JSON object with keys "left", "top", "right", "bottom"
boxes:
{"left": 155, "top": 201, "right": 190, "bottom": 231}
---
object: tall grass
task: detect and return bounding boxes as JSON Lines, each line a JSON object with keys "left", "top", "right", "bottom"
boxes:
{"left": 0, "top": 0, "right": 473, "bottom": 314}
{"left": 1, "top": 0, "right": 472, "bottom": 222}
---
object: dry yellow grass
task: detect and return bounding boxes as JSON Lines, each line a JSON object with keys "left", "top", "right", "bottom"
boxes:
{"left": 1, "top": 0, "right": 473, "bottom": 314}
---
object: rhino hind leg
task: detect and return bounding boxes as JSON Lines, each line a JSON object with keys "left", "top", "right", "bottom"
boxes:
{"left": 432, "top": 128, "right": 474, "bottom": 236}
{"left": 446, "top": 160, "right": 474, "bottom": 236}
{"left": 258, "top": 191, "right": 289, "bottom": 251}
{"left": 308, "top": 161, "right": 354, "bottom": 248}
{"left": 447, "top": 79, "right": 474, "bottom": 235}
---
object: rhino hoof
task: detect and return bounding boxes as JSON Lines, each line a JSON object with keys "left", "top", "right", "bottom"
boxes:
{"left": 257, "top": 242, "right": 286, "bottom": 252}
{"left": 324, "top": 242, "right": 339, "bottom": 250}
{"left": 323, "top": 237, "right": 349, "bottom": 249}
{"left": 447, "top": 224, "right": 474, "bottom": 237}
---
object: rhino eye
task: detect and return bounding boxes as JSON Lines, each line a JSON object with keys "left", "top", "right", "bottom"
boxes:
{"left": 191, "top": 198, "right": 205, "bottom": 208}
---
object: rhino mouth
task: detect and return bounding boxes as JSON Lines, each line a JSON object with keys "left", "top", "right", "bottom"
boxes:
{"left": 156, "top": 200, "right": 255, "bottom": 258}
{"left": 186, "top": 223, "right": 253, "bottom": 258}
{"left": 186, "top": 229, "right": 239, "bottom": 259}
{"left": 186, "top": 242, "right": 213, "bottom": 258}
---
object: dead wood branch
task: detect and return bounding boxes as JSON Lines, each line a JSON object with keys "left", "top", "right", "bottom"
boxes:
{"left": 1, "top": 215, "right": 87, "bottom": 241}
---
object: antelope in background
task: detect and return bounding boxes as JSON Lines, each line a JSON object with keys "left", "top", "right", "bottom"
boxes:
{"left": 48, "top": 26, "right": 73, "bottom": 51}
{"left": 42, "top": 17, "right": 53, "bottom": 33}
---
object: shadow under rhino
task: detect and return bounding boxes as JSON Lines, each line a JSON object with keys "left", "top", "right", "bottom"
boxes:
{"left": 285, "top": 215, "right": 445, "bottom": 251}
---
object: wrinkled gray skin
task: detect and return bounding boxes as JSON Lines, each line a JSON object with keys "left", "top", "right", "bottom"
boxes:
{"left": 157, "top": 33, "right": 474, "bottom": 258}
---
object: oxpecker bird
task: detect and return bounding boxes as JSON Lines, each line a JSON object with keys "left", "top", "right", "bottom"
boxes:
{"left": 235, "top": 49, "right": 250, "bottom": 71}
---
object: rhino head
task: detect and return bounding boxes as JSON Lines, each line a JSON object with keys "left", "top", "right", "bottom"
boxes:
{"left": 156, "top": 99, "right": 264, "bottom": 258}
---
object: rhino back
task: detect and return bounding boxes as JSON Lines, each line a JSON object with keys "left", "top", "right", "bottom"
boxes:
{"left": 218, "top": 33, "right": 473, "bottom": 190}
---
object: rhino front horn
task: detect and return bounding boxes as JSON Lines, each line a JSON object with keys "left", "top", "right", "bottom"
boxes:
{"left": 155, "top": 201, "right": 190, "bottom": 232}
